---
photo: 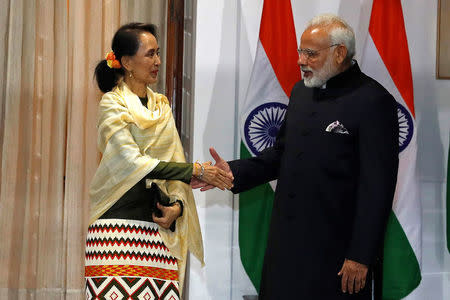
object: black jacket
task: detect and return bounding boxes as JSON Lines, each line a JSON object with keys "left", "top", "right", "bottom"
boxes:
{"left": 229, "top": 63, "right": 399, "bottom": 299}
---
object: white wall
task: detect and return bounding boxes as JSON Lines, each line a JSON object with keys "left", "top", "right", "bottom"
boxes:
{"left": 190, "top": 0, "right": 450, "bottom": 299}
{"left": 189, "top": 0, "right": 238, "bottom": 299}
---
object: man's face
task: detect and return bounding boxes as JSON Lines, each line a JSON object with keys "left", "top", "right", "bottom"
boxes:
{"left": 298, "top": 26, "right": 339, "bottom": 88}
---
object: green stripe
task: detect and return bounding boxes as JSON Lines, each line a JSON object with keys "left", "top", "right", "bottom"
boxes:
{"left": 383, "top": 211, "right": 421, "bottom": 300}
{"left": 447, "top": 140, "right": 450, "bottom": 253}
{"left": 238, "top": 142, "right": 274, "bottom": 292}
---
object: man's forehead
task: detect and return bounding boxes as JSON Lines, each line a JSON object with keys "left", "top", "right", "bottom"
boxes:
{"left": 300, "top": 26, "right": 330, "bottom": 45}
{"left": 310, "top": 27, "right": 322, "bottom": 35}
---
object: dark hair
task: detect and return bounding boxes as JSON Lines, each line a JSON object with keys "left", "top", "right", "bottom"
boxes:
{"left": 94, "top": 23, "right": 158, "bottom": 93}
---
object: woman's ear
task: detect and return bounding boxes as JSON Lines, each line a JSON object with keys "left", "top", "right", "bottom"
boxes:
{"left": 121, "top": 55, "right": 132, "bottom": 72}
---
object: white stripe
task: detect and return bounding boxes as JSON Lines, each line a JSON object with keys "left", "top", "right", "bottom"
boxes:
{"left": 361, "top": 34, "right": 421, "bottom": 266}
{"left": 240, "top": 40, "right": 289, "bottom": 148}
{"left": 241, "top": 40, "right": 290, "bottom": 191}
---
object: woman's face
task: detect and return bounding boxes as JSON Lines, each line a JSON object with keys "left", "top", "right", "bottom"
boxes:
{"left": 126, "top": 32, "right": 161, "bottom": 85}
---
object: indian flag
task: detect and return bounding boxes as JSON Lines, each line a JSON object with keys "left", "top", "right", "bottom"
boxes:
{"left": 361, "top": 0, "right": 422, "bottom": 298}
{"left": 238, "top": 0, "right": 300, "bottom": 291}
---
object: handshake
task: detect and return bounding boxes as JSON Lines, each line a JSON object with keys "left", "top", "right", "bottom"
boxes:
{"left": 191, "top": 147, "right": 234, "bottom": 191}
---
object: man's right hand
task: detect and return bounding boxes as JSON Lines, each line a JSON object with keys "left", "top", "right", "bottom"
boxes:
{"left": 337, "top": 259, "right": 368, "bottom": 294}
{"left": 190, "top": 147, "right": 234, "bottom": 191}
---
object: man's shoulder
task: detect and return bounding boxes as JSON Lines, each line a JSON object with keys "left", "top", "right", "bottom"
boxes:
{"left": 354, "top": 73, "right": 398, "bottom": 113}
{"left": 357, "top": 72, "right": 392, "bottom": 98}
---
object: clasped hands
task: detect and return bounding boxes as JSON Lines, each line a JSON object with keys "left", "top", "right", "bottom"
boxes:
{"left": 191, "top": 147, "right": 233, "bottom": 191}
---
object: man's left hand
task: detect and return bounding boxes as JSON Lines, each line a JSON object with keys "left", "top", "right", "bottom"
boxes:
{"left": 152, "top": 202, "right": 181, "bottom": 229}
{"left": 337, "top": 259, "right": 368, "bottom": 294}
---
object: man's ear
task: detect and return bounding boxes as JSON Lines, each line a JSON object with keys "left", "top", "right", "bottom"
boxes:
{"left": 335, "top": 45, "right": 348, "bottom": 64}
{"left": 121, "top": 55, "right": 132, "bottom": 72}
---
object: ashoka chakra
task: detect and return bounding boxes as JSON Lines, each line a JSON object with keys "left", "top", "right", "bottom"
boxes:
{"left": 244, "top": 102, "right": 287, "bottom": 156}
{"left": 397, "top": 102, "right": 414, "bottom": 153}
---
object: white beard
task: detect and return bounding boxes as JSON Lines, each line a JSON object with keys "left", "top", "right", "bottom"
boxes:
{"left": 302, "top": 54, "right": 340, "bottom": 88}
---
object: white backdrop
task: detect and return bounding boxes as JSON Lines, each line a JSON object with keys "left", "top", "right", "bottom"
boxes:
{"left": 189, "top": 0, "right": 450, "bottom": 299}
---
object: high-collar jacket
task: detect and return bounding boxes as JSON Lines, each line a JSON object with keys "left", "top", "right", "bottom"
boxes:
{"left": 229, "top": 62, "right": 399, "bottom": 300}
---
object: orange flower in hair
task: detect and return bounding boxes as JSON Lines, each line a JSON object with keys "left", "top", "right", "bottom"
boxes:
{"left": 105, "top": 51, "right": 121, "bottom": 69}
{"left": 111, "top": 60, "right": 121, "bottom": 69}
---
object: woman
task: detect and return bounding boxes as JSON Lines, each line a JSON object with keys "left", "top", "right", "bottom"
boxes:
{"left": 86, "top": 23, "right": 232, "bottom": 300}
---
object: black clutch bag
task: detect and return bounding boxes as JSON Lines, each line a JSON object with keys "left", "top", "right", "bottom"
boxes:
{"left": 146, "top": 181, "right": 178, "bottom": 232}
{"left": 146, "top": 181, "right": 171, "bottom": 218}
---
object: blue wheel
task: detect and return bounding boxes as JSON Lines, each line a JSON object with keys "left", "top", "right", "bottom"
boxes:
{"left": 244, "top": 102, "right": 287, "bottom": 156}
{"left": 397, "top": 102, "right": 414, "bottom": 153}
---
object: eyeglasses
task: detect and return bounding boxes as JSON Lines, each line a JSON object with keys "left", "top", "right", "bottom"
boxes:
{"left": 297, "top": 44, "right": 340, "bottom": 60}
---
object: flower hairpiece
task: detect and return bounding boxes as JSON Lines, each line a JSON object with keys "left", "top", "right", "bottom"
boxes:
{"left": 105, "top": 51, "right": 121, "bottom": 69}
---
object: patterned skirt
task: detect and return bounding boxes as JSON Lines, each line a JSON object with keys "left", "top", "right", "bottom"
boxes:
{"left": 85, "top": 219, "right": 180, "bottom": 300}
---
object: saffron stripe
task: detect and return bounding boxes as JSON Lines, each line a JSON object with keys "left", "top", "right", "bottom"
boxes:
{"left": 369, "top": 0, "right": 415, "bottom": 117}
{"left": 259, "top": 0, "right": 300, "bottom": 97}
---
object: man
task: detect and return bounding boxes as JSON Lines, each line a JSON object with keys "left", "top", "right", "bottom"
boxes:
{"left": 194, "top": 14, "right": 399, "bottom": 299}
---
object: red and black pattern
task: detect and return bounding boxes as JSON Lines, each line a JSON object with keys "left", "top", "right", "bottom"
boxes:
{"left": 85, "top": 276, "right": 180, "bottom": 299}
{"left": 88, "top": 223, "right": 160, "bottom": 236}
{"left": 85, "top": 250, "right": 177, "bottom": 265}
{"left": 85, "top": 219, "right": 179, "bottom": 300}
{"left": 87, "top": 237, "right": 170, "bottom": 251}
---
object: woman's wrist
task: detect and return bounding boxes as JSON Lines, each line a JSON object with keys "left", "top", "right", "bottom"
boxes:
{"left": 193, "top": 162, "right": 204, "bottom": 179}
{"left": 192, "top": 162, "right": 199, "bottom": 177}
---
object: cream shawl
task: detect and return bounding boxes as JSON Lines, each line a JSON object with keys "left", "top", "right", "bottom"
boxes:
{"left": 89, "top": 81, "right": 204, "bottom": 292}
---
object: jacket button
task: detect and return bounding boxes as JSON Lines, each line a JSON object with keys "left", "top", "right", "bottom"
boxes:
{"left": 309, "top": 111, "right": 317, "bottom": 117}
{"left": 297, "top": 151, "right": 303, "bottom": 158}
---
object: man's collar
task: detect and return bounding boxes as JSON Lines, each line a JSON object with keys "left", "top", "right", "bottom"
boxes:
{"left": 322, "top": 60, "right": 361, "bottom": 89}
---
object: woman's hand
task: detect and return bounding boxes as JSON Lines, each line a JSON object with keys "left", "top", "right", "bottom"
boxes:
{"left": 193, "top": 161, "right": 233, "bottom": 190}
{"left": 152, "top": 202, "right": 181, "bottom": 229}
{"left": 191, "top": 147, "right": 234, "bottom": 191}
{"left": 202, "top": 162, "right": 234, "bottom": 190}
